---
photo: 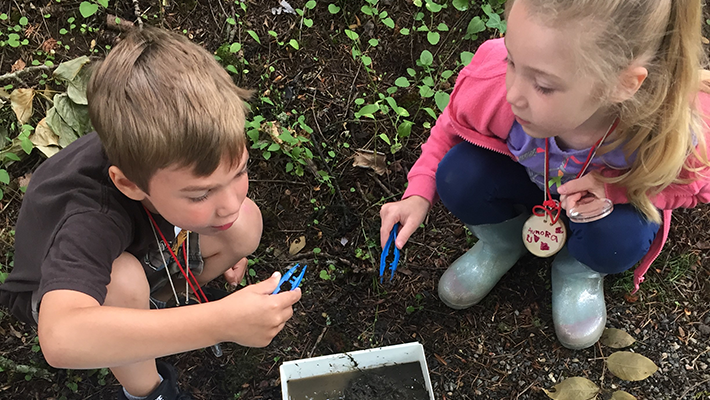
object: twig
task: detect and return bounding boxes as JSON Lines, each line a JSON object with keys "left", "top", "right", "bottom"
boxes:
{"left": 0, "top": 65, "right": 53, "bottom": 83}
{"left": 291, "top": 251, "right": 354, "bottom": 268}
{"left": 368, "top": 172, "right": 394, "bottom": 197}
{"left": 680, "top": 377, "right": 710, "bottom": 399}
{"left": 133, "top": 0, "right": 144, "bottom": 28}
{"left": 307, "top": 326, "right": 327, "bottom": 358}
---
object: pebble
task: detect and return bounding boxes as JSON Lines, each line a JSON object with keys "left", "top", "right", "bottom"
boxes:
{"left": 699, "top": 324, "right": 710, "bottom": 335}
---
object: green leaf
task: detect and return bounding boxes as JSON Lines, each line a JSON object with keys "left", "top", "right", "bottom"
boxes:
{"left": 394, "top": 77, "right": 410, "bottom": 87}
{"left": 247, "top": 30, "right": 260, "bottom": 44}
{"left": 225, "top": 65, "right": 238, "bottom": 74}
{"left": 427, "top": 31, "right": 440, "bottom": 45}
{"left": 378, "top": 133, "right": 391, "bottom": 145}
{"left": 19, "top": 17, "right": 28, "bottom": 26}
{"left": 419, "top": 50, "right": 433, "bottom": 66}
{"left": 466, "top": 16, "right": 486, "bottom": 36}
{"left": 434, "top": 91, "right": 450, "bottom": 112}
{"left": 226, "top": 17, "right": 236, "bottom": 25}
{"left": 606, "top": 352, "right": 658, "bottom": 381}
{"left": 305, "top": 0, "right": 316, "bottom": 9}
{"left": 54, "top": 94, "right": 90, "bottom": 136}
{"left": 355, "top": 104, "right": 380, "bottom": 118}
{"left": 304, "top": 18, "right": 313, "bottom": 28}
{"left": 400, "top": 28, "right": 410, "bottom": 35}
{"left": 453, "top": 0, "right": 469, "bottom": 11}
{"left": 361, "top": 56, "right": 372, "bottom": 66}
{"left": 96, "top": 0, "right": 109, "bottom": 7}
{"left": 46, "top": 107, "right": 79, "bottom": 148}
{"left": 54, "top": 56, "right": 91, "bottom": 82}
{"left": 344, "top": 29, "right": 359, "bottom": 41}
{"left": 0, "top": 170, "right": 9, "bottom": 185}
{"left": 382, "top": 17, "right": 395, "bottom": 29}
{"left": 600, "top": 328, "right": 636, "bottom": 349}
{"left": 543, "top": 377, "right": 599, "bottom": 400}
{"left": 460, "top": 51, "right": 474, "bottom": 66}
{"left": 229, "top": 42, "right": 242, "bottom": 53}
{"left": 319, "top": 270, "right": 330, "bottom": 280}
{"left": 0, "top": 271, "right": 7, "bottom": 284}
{"left": 425, "top": 1, "right": 442, "bottom": 12}
{"left": 267, "top": 142, "right": 280, "bottom": 152}
{"left": 368, "top": 38, "right": 379, "bottom": 47}
{"left": 7, "top": 34, "right": 21, "bottom": 48}
{"left": 66, "top": 67, "right": 90, "bottom": 105}
{"left": 361, "top": 5, "right": 374, "bottom": 15}
{"left": 437, "top": 23, "right": 449, "bottom": 31}
{"left": 397, "top": 120, "right": 413, "bottom": 139}
{"left": 288, "top": 39, "right": 299, "bottom": 50}
{"left": 328, "top": 4, "right": 340, "bottom": 14}
{"left": 79, "top": 1, "right": 99, "bottom": 18}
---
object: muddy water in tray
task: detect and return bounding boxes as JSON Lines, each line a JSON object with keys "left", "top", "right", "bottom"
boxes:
{"left": 287, "top": 361, "right": 429, "bottom": 400}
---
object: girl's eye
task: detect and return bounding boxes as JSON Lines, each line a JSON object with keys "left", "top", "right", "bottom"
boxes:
{"left": 535, "top": 84, "right": 554, "bottom": 95}
{"left": 189, "top": 193, "right": 209, "bottom": 202}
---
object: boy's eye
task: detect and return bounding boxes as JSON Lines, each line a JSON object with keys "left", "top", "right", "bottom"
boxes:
{"left": 504, "top": 56, "right": 514, "bottom": 67}
{"left": 189, "top": 193, "right": 209, "bottom": 202}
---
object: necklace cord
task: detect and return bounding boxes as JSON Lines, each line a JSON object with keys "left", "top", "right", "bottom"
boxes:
{"left": 535, "top": 118, "right": 619, "bottom": 225}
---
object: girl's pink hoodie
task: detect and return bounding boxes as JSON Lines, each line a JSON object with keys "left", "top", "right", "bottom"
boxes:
{"left": 403, "top": 38, "right": 710, "bottom": 292}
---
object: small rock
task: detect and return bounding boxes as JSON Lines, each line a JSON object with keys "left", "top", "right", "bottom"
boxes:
{"left": 698, "top": 324, "right": 710, "bottom": 335}
{"left": 671, "top": 342, "right": 681, "bottom": 351}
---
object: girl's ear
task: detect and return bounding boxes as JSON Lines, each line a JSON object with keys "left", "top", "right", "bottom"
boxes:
{"left": 109, "top": 166, "right": 148, "bottom": 201}
{"left": 611, "top": 65, "right": 648, "bottom": 103}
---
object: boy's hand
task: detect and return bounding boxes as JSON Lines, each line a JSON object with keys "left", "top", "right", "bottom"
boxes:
{"left": 219, "top": 272, "right": 301, "bottom": 347}
{"left": 223, "top": 257, "right": 249, "bottom": 286}
{"left": 379, "top": 196, "right": 430, "bottom": 249}
{"left": 558, "top": 174, "right": 606, "bottom": 212}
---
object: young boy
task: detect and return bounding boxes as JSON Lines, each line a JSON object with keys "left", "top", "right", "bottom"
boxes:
{"left": 0, "top": 27, "right": 301, "bottom": 400}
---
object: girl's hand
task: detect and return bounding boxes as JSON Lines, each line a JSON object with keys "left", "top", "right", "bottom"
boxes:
{"left": 380, "top": 196, "right": 431, "bottom": 249}
{"left": 557, "top": 174, "right": 606, "bottom": 212}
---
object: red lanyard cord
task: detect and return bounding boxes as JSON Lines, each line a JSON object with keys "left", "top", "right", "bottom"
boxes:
{"left": 533, "top": 118, "right": 620, "bottom": 225}
{"left": 143, "top": 206, "right": 208, "bottom": 304}
{"left": 182, "top": 240, "right": 209, "bottom": 303}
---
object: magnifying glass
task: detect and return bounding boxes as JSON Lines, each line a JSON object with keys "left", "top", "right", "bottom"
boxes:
{"left": 567, "top": 195, "right": 613, "bottom": 223}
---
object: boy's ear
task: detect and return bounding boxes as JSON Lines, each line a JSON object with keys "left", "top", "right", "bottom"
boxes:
{"left": 108, "top": 166, "right": 148, "bottom": 201}
{"left": 611, "top": 65, "right": 648, "bottom": 103}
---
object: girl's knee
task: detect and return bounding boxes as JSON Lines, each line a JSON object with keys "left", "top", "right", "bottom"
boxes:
{"left": 105, "top": 253, "right": 150, "bottom": 309}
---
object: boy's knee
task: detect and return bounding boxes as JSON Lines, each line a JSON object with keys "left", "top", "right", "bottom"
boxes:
{"left": 237, "top": 198, "right": 263, "bottom": 255}
{"left": 105, "top": 253, "right": 150, "bottom": 309}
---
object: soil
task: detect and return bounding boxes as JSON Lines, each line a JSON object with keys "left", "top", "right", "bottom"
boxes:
{"left": 287, "top": 362, "right": 428, "bottom": 400}
{"left": 1, "top": 1, "right": 710, "bottom": 400}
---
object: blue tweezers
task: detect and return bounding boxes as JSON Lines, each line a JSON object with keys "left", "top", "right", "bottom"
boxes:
{"left": 379, "top": 223, "right": 401, "bottom": 283}
{"left": 272, "top": 263, "right": 307, "bottom": 294}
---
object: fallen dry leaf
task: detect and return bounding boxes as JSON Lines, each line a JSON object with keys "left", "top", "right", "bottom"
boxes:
{"left": 17, "top": 173, "right": 32, "bottom": 188}
{"left": 600, "top": 328, "right": 636, "bottom": 349}
{"left": 352, "top": 149, "right": 386, "bottom": 175}
{"left": 543, "top": 377, "right": 599, "bottom": 400}
{"left": 30, "top": 117, "right": 61, "bottom": 158}
{"left": 606, "top": 351, "right": 658, "bottom": 381}
{"left": 10, "top": 88, "right": 34, "bottom": 124}
{"left": 41, "top": 38, "right": 58, "bottom": 53}
{"left": 11, "top": 59, "right": 25, "bottom": 73}
{"left": 289, "top": 235, "right": 306, "bottom": 255}
{"left": 610, "top": 391, "right": 637, "bottom": 400}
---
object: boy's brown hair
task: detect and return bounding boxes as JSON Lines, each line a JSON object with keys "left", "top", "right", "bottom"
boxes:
{"left": 87, "top": 26, "right": 251, "bottom": 192}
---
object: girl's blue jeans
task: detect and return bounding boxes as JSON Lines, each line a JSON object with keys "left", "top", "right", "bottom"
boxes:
{"left": 435, "top": 142, "right": 659, "bottom": 275}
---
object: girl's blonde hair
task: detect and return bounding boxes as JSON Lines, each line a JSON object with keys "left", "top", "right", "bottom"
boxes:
{"left": 507, "top": 0, "right": 708, "bottom": 223}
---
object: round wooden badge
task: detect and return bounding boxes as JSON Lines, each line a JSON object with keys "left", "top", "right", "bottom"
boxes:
{"left": 522, "top": 214, "right": 566, "bottom": 257}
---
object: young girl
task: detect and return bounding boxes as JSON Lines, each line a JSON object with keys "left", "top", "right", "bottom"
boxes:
{"left": 380, "top": 0, "right": 710, "bottom": 350}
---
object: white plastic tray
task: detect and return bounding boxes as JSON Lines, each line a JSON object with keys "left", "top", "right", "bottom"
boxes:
{"left": 279, "top": 342, "right": 434, "bottom": 400}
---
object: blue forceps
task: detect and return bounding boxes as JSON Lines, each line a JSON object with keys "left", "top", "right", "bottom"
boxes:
{"left": 272, "top": 263, "right": 307, "bottom": 294}
{"left": 379, "top": 223, "right": 401, "bottom": 283}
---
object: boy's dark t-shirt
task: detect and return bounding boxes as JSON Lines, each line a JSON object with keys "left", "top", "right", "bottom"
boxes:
{"left": 0, "top": 132, "right": 173, "bottom": 325}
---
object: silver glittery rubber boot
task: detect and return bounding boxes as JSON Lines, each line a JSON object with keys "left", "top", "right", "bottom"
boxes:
{"left": 551, "top": 246, "right": 607, "bottom": 350}
{"left": 438, "top": 213, "right": 528, "bottom": 309}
